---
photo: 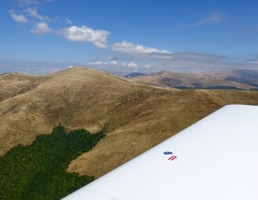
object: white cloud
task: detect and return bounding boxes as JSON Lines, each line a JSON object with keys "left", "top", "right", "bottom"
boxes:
{"left": 25, "top": 8, "right": 49, "bottom": 21}
{"left": 143, "top": 64, "right": 151, "bottom": 69}
{"left": 59, "top": 25, "right": 110, "bottom": 48}
{"left": 148, "top": 52, "right": 234, "bottom": 72}
{"left": 242, "top": 55, "right": 258, "bottom": 65}
{"left": 88, "top": 60, "right": 118, "bottom": 65}
{"left": 19, "top": 0, "right": 53, "bottom": 5}
{"left": 110, "top": 60, "right": 117, "bottom": 65}
{"left": 66, "top": 18, "right": 73, "bottom": 25}
{"left": 112, "top": 41, "right": 172, "bottom": 55}
{"left": 31, "top": 22, "right": 52, "bottom": 34}
{"left": 9, "top": 10, "right": 28, "bottom": 23}
{"left": 19, "top": 0, "right": 40, "bottom": 5}
{"left": 176, "top": 10, "right": 223, "bottom": 30}
{"left": 196, "top": 10, "right": 223, "bottom": 26}
{"left": 88, "top": 61, "right": 106, "bottom": 65}
{"left": 127, "top": 62, "right": 138, "bottom": 68}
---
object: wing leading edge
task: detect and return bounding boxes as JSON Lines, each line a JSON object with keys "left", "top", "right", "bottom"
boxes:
{"left": 63, "top": 105, "right": 258, "bottom": 200}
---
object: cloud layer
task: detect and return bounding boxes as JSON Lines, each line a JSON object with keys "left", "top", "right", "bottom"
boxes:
{"left": 8, "top": 4, "right": 110, "bottom": 48}
{"left": 112, "top": 41, "right": 172, "bottom": 55}
{"left": 176, "top": 10, "right": 223, "bottom": 30}
{"left": 6, "top": 2, "right": 258, "bottom": 74}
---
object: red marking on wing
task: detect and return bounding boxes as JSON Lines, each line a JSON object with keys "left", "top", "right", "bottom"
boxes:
{"left": 168, "top": 155, "right": 177, "bottom": 161}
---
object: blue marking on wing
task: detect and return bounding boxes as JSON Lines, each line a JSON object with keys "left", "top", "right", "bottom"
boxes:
{"left": 163, "top": 151, "right": 173, "bottom": 155}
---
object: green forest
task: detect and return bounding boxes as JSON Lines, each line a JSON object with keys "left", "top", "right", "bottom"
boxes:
{"left": 0, "top": 125, "right": 105, "bottom": 200}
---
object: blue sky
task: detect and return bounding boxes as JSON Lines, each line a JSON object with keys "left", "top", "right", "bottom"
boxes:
{"left": 1, "top": 0, "right": 258, "bottom": 74}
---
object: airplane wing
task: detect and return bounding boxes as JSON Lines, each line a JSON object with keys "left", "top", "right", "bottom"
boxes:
{"left": 62, "top": 105, "right": 258, "bottom": 200}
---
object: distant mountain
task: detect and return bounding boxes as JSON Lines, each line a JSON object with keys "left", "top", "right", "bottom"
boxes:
{"left": 127, "top": 70, "right": 258, "bottom": 90}
{"left": 224, "top": 70, "right": 258, "bottom": 87}
{"left": 1, "top": 67, "right": 258, "bottom": 180}
{"left": 123, "top": 72, "right": 147, "bottom": 78}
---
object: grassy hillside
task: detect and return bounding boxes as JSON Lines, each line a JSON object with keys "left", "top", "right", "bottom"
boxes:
{"left": 0, "top": 72, "right": 51, "bottom": 102}
{"left": 1, "top": 67, "right": 258, "bottom": 179}
{"left": 0, "top": 67, "right": 151, "bottom": 155}
{"left": 67, "top": 89, "right": 258, "bottom": 178}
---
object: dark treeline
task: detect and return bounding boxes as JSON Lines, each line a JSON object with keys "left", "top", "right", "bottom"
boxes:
{"left": 0, "top": 125, "right": 105, "bottom": 200}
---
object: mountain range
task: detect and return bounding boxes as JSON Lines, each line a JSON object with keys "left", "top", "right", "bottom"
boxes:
{"left": 1, "top": 67, "right": 258, "bottom": 178}
{"left": 126, "top": 70, "right": 258, "bottom": 90}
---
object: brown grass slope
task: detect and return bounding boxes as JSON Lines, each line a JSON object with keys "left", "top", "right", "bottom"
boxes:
{"left": 0, "top": 72, "right": 52, "bottom": 102}
{"left": 1, "top": 67, "right": 258, "bottom": 179}
{"left": 67, "top": 88, "right": 258, "bottom": 178}
{"left": 0, "top": 67, "right": 157, "bottom": 155}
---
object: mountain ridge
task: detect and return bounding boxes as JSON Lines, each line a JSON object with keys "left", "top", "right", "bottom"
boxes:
{"left": 128, "top": 69, "right": 258, "bottom": 90}
{"left": 1, "top": 67, "right": 258, "bottom": 178}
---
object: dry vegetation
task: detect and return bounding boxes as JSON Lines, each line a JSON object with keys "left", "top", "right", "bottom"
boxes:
{"left": 0, "top": 72, "right": 51, "bottom": 101}
{"left": 1, "top": 67, "right": 258, "bottom": 178}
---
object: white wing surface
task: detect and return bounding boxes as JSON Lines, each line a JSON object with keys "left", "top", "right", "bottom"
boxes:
{"left": 63, "top": 105, "right": 258, "bottom": 200}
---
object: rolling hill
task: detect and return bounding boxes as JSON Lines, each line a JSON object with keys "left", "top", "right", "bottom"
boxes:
{"left": 0, "top": 72, "right": 51, "bottom": 102}
{"left": 1, "top": 67, "right": 258, "bottom": 179}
